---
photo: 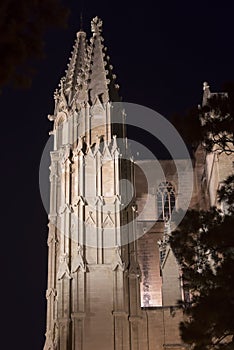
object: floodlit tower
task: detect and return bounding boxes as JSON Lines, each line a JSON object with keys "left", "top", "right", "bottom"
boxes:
{"left": 43, "top": 16, "right": 141, "bottom": 350}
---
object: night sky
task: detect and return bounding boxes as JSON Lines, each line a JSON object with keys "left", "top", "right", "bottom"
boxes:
{"left": 1, "top": 1, "right": 234, "bottom": 349}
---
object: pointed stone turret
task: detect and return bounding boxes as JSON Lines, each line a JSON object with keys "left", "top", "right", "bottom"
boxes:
{"left": 56, "top": 16, "right": 120, "bottom": 109}
{"left": 88, "top": 16, "right": 120, "bottom": 103}
{"left": 202, "top": 81, "right": 211, "bottom": 106}
{"left": 49, "top": 16, "right": 121, "bottom": 149}
{"left": 63, "top": 29, "right": 88, "bottom": 104}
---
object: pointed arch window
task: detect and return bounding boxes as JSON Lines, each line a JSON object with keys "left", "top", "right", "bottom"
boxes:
{"left": 157, "top": 181, "right": 175, "bottom": 220}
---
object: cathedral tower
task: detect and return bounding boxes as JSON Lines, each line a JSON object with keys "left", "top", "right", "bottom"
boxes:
{"left": 44, "top": 16, "right": 188, "bottom": 350}
{"left": 44, "top": 17, "right": 142, "bottom": 350}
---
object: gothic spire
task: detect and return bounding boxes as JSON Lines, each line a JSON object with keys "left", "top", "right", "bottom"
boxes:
{"left": 56, "top": 16, "right": 120, "bottom": 111}
{"left": 88, "top": 16, "right": 120, "bottom": 104}
{"left": 63, "top": 29, "right": 88, "bottom": 104}
{"left": 202, "top": 81, "right": 211, "bottom": 106}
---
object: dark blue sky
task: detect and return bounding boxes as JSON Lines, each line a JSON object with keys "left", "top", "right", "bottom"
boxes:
{"left": 1, "top": 0, "right": 234, "bottom": 349}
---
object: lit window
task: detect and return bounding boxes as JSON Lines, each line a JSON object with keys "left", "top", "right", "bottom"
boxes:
{"left": 157, "top": 182, "right": 175, "bottom": 220}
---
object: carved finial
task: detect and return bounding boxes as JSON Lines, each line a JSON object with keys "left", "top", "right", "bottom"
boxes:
{"left": 91, "top": 16, "right": 103, "bottom": 35}
{"left": 57, "top": 253, "right": 72, "bottom": 280}
{"left": 112, "top": 245, "right": 126, "bottom": 271}
{"left": 72, "top": 244, "right": 86, "bottom": 273}
{"left": 203, "top": 81, "right": 210, "bottom": 91}
{"left": 202, "top": 81, "right": 211, "bottom": 107}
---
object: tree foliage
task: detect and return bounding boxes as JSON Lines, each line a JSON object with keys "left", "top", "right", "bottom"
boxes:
{"left": 199, "top": 92, "right": 234, "bottom": 154}
{"left": 170, "top": 205, "right": 234, "bottom": 349}
{"left": 170, "top": 84, "right": 234, "bottom": 349}
{"left": 0, "top": 0, "right": 69, "bottom": 89}
{"left": 171, "top": 82, "right": 234, "bottom": 155}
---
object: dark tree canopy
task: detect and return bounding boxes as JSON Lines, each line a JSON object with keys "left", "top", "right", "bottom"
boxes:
{"left": 199, "top": 93, "right": 234, "bottom": 154}
{"left": 0, "top": 0, "right": 69, "bottom": 89}
{"left": 170, "top": 206, "right": 234, "bottom": 349}
{"left": 171, "top": 82, "right": 234, "bottom": 155}
{"left": 170, "top": 177, "right": 234, "bottom": 349}
{"left": 170, "top": 82, "right": 234, "bottom": 350}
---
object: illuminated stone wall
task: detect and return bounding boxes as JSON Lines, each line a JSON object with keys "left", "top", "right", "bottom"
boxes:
{"left": 137, "top": 222, "right": 164, "bottom": 307}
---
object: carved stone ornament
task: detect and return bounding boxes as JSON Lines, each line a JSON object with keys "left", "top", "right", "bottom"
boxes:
{"left": 102, "top": 141, "right": 112, "bottom": 160}
{"left": 57, "top": 253, "right": 72, "bottom": 280}
{"left": 91, "top": 16, "right": 103, "bottom": 34}
{"left": 47, "top": 226, "right": 57, "bottom": 245}
{"left": 93, "top": 135, "right": 101, "bottom": 155}
{"left": 43, "top": 329, "right": 56, "bottom": 350}
{"left": 59, "top": 146, "right": 71, "bottom": 165}
{"left": 58, "top": 203, "right": 73, "bottom": 215}
{"left": 53, "top": 322, "right": 59, "bottom": 349}
{"left": 111, "top": 135, "right": 119, "bottom": 154}
{"left": 48, "top": 114, "right": 55, "bottom": 121}
{"left": 72, "top": 244, "right": 86, "bottom": 273}
{"left": 113, "top": 194, "right": 122, "bottom": 204}
{"left": 103, "top": 211, "right": 114, "bottom": 228}
{"left": 112, "top": 245, "right": 126, "bottom": 271}
{"left": 72, "top": 137, "right": 84, "bottom": 158}
{"left": 46, "top": 288, "right": 57, "bottom": 300}
{"left": 49, "top": 162, "right": 58, "bottom": 182}
{"left": 91, "top": 96, "right": 104, "bottom": 115}
{"left": 94, "top": 195, "right": 105, "bottom": 206}
{"left": 72, "top": 195, "right": 87, "bottom": 208}
{"left": 44, "top": 321, "right": 59, "bottom": 350}
{"left": 57, "top": 78, "right": 68, "bottom": 113}
{"left": 85, "top": 211, "right": 96, "bottom": 226}
{"left": 53, "top": 89, "right": 60, "bottom": 116}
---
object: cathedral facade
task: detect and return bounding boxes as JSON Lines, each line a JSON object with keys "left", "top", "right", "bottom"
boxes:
{"left": 43, "top": 17, "right": 234, "bottom": 350}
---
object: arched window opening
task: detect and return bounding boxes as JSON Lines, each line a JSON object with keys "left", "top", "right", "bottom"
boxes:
{"left": 157, "top": 181, "right": 175, "bottom": 220}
